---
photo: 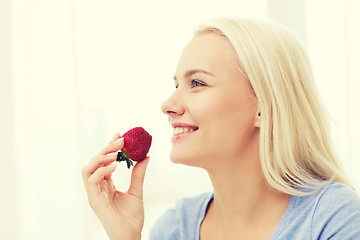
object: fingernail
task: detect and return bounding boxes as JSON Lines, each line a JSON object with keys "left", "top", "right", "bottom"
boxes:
{"left": 113, "top": 137, "right": 124, "bottom": 145}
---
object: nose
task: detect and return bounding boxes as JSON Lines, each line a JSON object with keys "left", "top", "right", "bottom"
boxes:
{"left": 161, "top": 90, "right": 185, "bottom": 117}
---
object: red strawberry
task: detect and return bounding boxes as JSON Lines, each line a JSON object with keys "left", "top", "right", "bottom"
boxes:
{"left": 116, "top": 127, "right": 152, "bottom": 168}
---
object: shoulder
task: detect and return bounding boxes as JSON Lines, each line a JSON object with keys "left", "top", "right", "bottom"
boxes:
{"left": 319, "top": 181, "right": 359, "bottom": 199}
{"left": 291, "top": 181, "right": 360, "bottom": 208}
{"left": 272, "top": 182, "right": 360, "bottom": 240}
{"left": 313, "top": 182, "right": 360, "bottom": 214}
{"left": 149, "top": 192, "right": 213, "bottom": 240}
{"left": 311, "top": 182, "right": 360, "bottom": 239}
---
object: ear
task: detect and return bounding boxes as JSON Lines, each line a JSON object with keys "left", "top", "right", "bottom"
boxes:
{"left": 254, "top": 109, "right": 261, "bottom": 128}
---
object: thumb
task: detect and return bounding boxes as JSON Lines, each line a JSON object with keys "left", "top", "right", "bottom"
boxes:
{"left": 127, "top": 156, "right": 150, "bottom": 198}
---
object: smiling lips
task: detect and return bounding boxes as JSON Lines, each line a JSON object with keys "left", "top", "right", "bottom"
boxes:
{"left": 171, "top": 124, "right": 199, "bottom": 137}
{"left": 173, "top": 127, "right": 196, "bottom": 135}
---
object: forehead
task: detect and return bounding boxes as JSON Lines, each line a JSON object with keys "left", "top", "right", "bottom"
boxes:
{"left": 175, "top": 32, "right": 238, "bottom": 77}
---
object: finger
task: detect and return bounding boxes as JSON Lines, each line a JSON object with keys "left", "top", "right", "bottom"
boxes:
{"left": 87, "top": 165, "right": 117, "bottom": 188}
{"left": 82, "top": 135, "right": 123, "bottom": 181}
{"left": 110, "top": 132, "right": 121, "bottom": 142}
{"left": 127, "top": 156, "right": 150, "bottom": 198}
{"left": 83, "top": 164, "right": 117, "bottom": 198}
{"left": 82, "top": 152, "right": 118, "bottom": 179}
{"left": 98, "top": 137, "right": 124, "bottom": 155}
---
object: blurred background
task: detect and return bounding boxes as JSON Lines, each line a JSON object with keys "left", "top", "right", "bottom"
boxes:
{"left": 1, "top": 0, "right": 359, "bottom": 239}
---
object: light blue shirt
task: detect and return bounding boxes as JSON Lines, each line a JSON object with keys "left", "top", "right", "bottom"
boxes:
{"left": 149, "top": 182, "right": 360, "bottom": 239}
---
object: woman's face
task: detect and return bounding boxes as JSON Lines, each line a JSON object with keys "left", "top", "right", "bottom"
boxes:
{"left": 161, "top": 32, "right": 259, "bottom": 169}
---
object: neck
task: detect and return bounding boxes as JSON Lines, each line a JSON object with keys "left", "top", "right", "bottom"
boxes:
{"left": 207, "top": 153, "right": 269, "bottom": 219}
{"left": 202, "top": 135, "right": 290, "bottom": 237}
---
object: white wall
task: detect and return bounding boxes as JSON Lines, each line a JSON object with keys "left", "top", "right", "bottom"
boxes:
{"left": 305, "top": 0, "right": 360, "bottom": 188}
{"left": 0, "top": 0, "right": 19, "bottom": 239}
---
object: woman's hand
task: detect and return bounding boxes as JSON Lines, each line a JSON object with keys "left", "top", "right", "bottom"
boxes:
{"left": 81, "top": 132, "right": 150, "bottom": 240}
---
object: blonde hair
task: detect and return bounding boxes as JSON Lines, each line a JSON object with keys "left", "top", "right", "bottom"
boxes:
{"left": 195, "top": 18, "right": 350, "bottom": 196}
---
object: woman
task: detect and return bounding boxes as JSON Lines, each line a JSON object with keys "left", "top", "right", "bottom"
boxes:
{"left": 82, "top": 18, "right": 360, "bottom": 239}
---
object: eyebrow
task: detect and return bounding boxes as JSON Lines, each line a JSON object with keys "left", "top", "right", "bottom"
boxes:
{"left": 173, "top": 69, "right": 215, "bottom": 80}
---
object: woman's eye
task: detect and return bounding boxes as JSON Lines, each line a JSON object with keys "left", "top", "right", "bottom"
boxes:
{"left": 190, "top": 79, "right": 205, "bottom": 88}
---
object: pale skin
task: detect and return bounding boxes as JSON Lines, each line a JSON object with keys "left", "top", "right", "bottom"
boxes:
{"left": 82, "top": 32, "right": 290, "bottom": 240}
{"left": 81, "top": 133, "right": 149, "bottom": 240}
{"left": 161, "top": 32, "right": 290, "bottom": 239}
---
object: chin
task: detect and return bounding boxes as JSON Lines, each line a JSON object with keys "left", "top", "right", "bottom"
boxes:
{"left": 170, "top": 150, "right": 204, "bottom": 168}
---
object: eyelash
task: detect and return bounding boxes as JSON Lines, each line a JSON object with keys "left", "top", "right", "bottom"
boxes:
{"left": 174, "top": 79, "right": 206, "bottom": 89}
{"left": 189, "top": 79, "right": 205, "bottom": 88}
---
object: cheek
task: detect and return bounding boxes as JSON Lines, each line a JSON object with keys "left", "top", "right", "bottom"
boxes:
{"left": 197, "top": 93, "right": 257, "bottom": 155}
{"left": 195, "top": 91, "right": 252, "bottom": 131}
{"left": 169, "top": 90, "right": 257, "bottom": 166}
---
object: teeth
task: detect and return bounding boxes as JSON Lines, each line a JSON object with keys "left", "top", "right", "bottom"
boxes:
{"left": 173, "top": 127, "right": 195, "bottom": 135}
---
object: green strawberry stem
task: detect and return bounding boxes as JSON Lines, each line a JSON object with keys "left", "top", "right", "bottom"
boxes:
{"left": 116, "top": 151, "right": 134, "bottom": 169}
